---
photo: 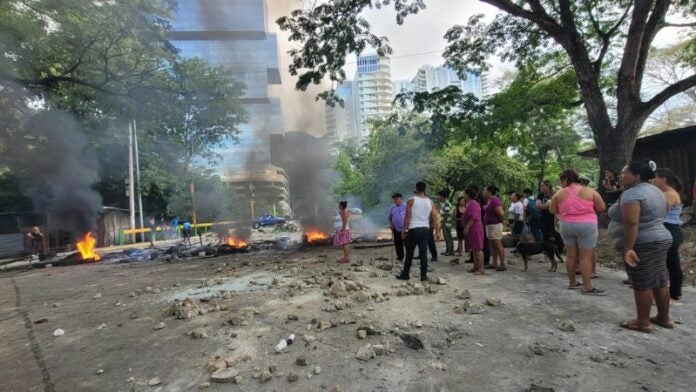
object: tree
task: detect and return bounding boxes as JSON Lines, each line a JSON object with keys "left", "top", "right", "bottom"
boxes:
{"left": 277, "top": 0, "right": 696, "bottom": 187}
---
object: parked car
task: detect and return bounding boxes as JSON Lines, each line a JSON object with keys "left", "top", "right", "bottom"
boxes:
{"left": 253, "top": 214, "right": 286, "bottom": 229}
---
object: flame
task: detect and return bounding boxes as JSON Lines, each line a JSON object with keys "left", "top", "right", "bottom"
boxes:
{"left": 227, "top": 237, "right": 248, "bottom": 248}
{"left": 306, "top": 230, "right": 328, "bottom": 243}
{"left": 77, "top": 232, "right": 100, "bottom": 261}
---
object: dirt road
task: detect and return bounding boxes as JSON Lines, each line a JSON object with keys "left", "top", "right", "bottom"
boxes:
{"left": 1, "top": 243, "right": 694, "bottom": 392}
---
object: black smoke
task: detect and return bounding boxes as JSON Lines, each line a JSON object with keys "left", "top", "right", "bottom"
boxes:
{"left": 14, "top": 111, "right": 103, "bottom": 233}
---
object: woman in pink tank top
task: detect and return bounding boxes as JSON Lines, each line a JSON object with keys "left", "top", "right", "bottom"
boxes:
{"left": 550, "top": 169, "right": 606, "bottom": 295}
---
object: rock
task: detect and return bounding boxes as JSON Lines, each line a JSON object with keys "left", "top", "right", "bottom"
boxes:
{"left": 129, "top": 292, "right": 137, "bottom": 298}
{"left": 331, "top": 386, "right": 342, "bottom": 392}
{"left": 130, "top": 382, "right": 148, "bottom": 392}
{"left": 411, "top": 283, "right": 425, "bottom": 295}
{"left": 557, "top": 320, "right": 576, "bottom": 332}
{"left": 147, "top": 377, "right": 162, "bottom": 386}
{"left": 485, "top": 298, "right": 502, "bottom": 307}
{"left": 296, "top": 356, "right": 308, "bottom": 366}
{"left": 287, "top": 372, "right": 299, "bottom": 382}
{"left": 96, "top": 369, "right": 104, "bottom": 375}
{"left": 317, "top": 320, "right": 332, "bottom": 330}
{"left": 456, "top": 290, "right": 471, "bottom": 300}
{"left": 344, "top": 280, "right": 358, "bottom": 291}
{"left": 53, "top": 328, "right": 65, "bottom": 337}
{"left": 211, "top": 368, "right": 238, "bottom": 383}
{"left": 529, "top": 384, "right": 555, "bottom": 392}
{"left": 199, "top": 382, "right": 210, "bottom": 389}
{"left": 190, "top": 328, "right": 209, "bottom": 339}
{"left": 377, "top": 263, "right": 393, "bottom": 271}
{"left": 259, "top": 370, "right": 273, "bottom": 384}
{"left": 228, "top": 316, "right": 244, "bottom": 326}
{"left": 224, "top": 352, "right": 252, "bottom": 367}
{"left": 372, "top": 344, "right": 386, "bottom": 356}
{"left": 233, "top": 375, "right": 243, "bottom": 384}
{"left": 93, "top": 293, "right": 102, "bottom": 299}
{"left": 206, "top": 357, "right": 227, "bottom": 373}
{"left": 313, "top": 366, "right": 321, "bottom": 375}
{"left": 449, "top": 258, "right": 460, "bottom": 265}
{"left": 287, "top": 314, "right": 299, "bottom": 321}
{"left": 400, "top": 332, "right": 424, "bottom": 350}
{"left": 52, "top": 302, "right": 60, "bottom": 308}
{"left": 145, "top": 286, "right": 153, "bottom": 293}
{"left": 466, "top": 303, "right": 485, "bottom": 314}
{"left": 436, "top": 277, "right": 448, "bottom": 285}
{"left": 303, "top": 334, "right": 316, "bottom": 343}
{"left": 154, "top": 322, "right": 166, "bottom": 330}
{"left": 355, "top": 344, "right": 376, "bottom": 361}
{"left": 357, "top": 329, "right": 367, "bottom": 339}
{"left": 431, "top": 361, "right": 447, "bottom": 371}
{"left": 353, "top": 291, "right": 370, "bottom": 303}
{"left": 127, "top": 377, "right": 135, "bottom": 383}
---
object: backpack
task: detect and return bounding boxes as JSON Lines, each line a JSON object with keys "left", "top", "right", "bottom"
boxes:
{"left": 526, "top": 196, "right": 541, "bottom": 219}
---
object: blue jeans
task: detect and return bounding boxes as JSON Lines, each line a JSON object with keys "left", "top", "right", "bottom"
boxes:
{"left": 402, "top": 227, "right": 430, "bottom": 280}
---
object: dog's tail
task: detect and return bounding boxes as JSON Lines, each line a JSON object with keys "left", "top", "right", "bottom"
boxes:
{"left": 554, "top": 247, "right": 564, "bottom": 263}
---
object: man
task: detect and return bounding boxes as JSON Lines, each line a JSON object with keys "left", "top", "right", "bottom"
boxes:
{"left": 437, "top": 190, "right": 454, "bottom": 256}
{"left": 523, "top": 188, "right": 542, "bottom": 242}
{"left": 397, "top": 181, "right": 437, "bottom": 282}
{"left": 182, "top": 220, "right": 192, "bottom": 248}
{"left": 388, "top": 193, "right": 407, "bottom": 262}
{"left": 149, "top": 218, "right": 158, "bottom": 246}
{"left": 536, "top": 180, "right": 564, "bottom": 252}
{"left": 25, "top": 227, "right": 44, "bottom": 261}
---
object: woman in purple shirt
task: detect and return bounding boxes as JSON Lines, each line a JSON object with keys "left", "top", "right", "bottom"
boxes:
{"left": 483, "top": 185, "right": 507, "bottom": 271}
{"left": 462, "top": 188, "right": 485, "bottom": 274}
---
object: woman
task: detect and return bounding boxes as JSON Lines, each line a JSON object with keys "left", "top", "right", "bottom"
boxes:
{"left": 602, "top": 169, "right": 621, "bottom": 205}
{"left": 550, "top": 169, "right": 606, "bottom": 295}
{"left": 652, "top": 168, "right": 685, "bottom": 301}
{"left": 608, "top": 161, "right": 673, "bottom": 333}
{"left": 508, "top": 192, "right": 525, "bottom": 243}
{"left": 333, "top": 201, "right": 352, "bottom": 263}
{"left": 483, "top": 185, "right": 507, "bottom": 271}
{"left": 462, "top": 188, "right": 485, "bottom": 274}
{"left": 454, "top": 196, "right": 466, "bottom": 256}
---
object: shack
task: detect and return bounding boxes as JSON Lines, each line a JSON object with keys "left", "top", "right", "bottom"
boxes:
{"left": 580, "top": 125, "right": 696, "bottom": 206}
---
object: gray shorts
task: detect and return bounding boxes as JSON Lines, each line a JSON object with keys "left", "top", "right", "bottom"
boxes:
{"left": 559, "top": 222, "right": 598, "bottom": 249}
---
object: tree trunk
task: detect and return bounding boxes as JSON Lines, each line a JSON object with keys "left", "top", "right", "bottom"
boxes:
{"left": 595, "top": 124, "right": 638, "bottom": 192}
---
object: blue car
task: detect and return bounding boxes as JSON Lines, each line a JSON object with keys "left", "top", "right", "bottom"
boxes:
{"left": 253, "top": 214, "right": 286, "bottom": 229}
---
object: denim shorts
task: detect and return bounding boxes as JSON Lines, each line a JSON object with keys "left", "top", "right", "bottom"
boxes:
{"left": 559, "top": 222, "right": 598, "bottom": 249}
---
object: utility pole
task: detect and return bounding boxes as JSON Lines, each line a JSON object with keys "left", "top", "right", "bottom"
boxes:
{"left": 128, "top": 123, "right": 136, "bottom": 243}
{"left": 133, "top": 120, "right": 145, "bottom": 242}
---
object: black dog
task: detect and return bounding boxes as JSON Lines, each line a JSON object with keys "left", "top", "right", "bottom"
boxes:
{"left": 515, "top": 241, "right": 563, "bottom": 272}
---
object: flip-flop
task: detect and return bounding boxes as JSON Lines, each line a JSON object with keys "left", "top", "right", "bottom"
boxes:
{"left": 649, "top": 317, "right": 674, "bottom": 329}
{"left": 495, "top": 266, "right": 507, "bottom": 271}
{"left": 568, "top": 282, "right": 583, "bottom": 289}
{"left": 620, "top": 321, "right": 653, "bottom": 333}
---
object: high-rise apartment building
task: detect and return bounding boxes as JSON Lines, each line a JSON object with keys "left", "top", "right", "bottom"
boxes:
{"left": 354, "top": 54, "right": 393, "bottom": 140}
{"left": 170, "top": 0, "right": 284, "bottom": 172}
{"left": 412, "top": 65, "right": 483, "bottom": 99}
{"left": 325, "top": 81, "right": 359, "bottom": 150}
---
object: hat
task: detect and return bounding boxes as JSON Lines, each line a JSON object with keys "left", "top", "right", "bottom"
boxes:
{"left": 391, "top": 193, "right": 402, "bottom": 199}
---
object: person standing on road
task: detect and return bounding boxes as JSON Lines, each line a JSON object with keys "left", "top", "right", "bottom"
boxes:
{"left": 508, "top": 191, "right": 525, "bottom": 244}
{"left": 609, "top": 161, "right": 673, "bottom": 333}
{"left": 182, "top": 220, "right": 192, "bottom": 248}
{"left": 149, "top": 218, "right": 158, "bottom": 246}
{"left": 388, "top": 193, "right": 407, "bottom": 263}
{"left": 523, "top": 188, "right": 543, "bottom": 242}
{"left": 550, "top": 169, "right": 606, "bottom": 295}
{"left": 537, "top": 180, "right": 564, "bottom": 252}
{"left": 462, "top": 188, "right": 485, "bottom": 274}
{"left": 26, "top": 227, "right": 44, "bottom": 261}
{"left": 652, "top": 168, "right": 686, "bottom": 302}
{"left": 333, "top": 200, "right": 352, "bottom": 264}
{"left": 455, "top": 196, "right": 467, "bottom": 257}
{"left": 397, "top": 181, "right": 436, "bottom": 282}
{"left": 483, "top": 185, "right": 507, "bottom": 271}
{"left": 438, "top": 190, "right": 455, "bottom": 256}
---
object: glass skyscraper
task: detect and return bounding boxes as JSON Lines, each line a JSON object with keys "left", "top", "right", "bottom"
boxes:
{"left": 170, "top": 0, "right": 284, "bottom": 173}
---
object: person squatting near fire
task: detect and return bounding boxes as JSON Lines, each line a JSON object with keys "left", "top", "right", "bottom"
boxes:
{"left": 396, "top": 181, "right": 437, "bottom": 282}
{"left": 333, "top": 200, "right": 352, "bottom": 264}
{"left": 388, "top": 193, "right": 407, "bottom": 263}
{"left": 25, "top": 226, "right": 44, "bottom": 261}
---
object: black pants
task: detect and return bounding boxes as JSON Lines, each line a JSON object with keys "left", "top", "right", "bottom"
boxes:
{"left": 442, "top": 225, "right": 454, "bottom": 254}
{"left": 528, "top": 217, "right": 543, "bottom": 242}
{"left": 665, "top": 223, "right": 685, "bottom": 299}
{"left": 541, "top": 217, "right": 564, "bottom": 252}
{"left": 402, "top": 227, "right": 430, "bottom": 280}
{"left": 428, "top": 229, "right": 438, "bottom": 260}
{"left": 392, "top": 229, "right": 405, "bottom": 261}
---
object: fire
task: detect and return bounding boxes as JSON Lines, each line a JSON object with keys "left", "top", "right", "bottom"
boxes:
{"left": 306, "top": 230, "right": 328, "bottom": 244}
{"left": 227, "top": 237, "right": 248, "bottom": 249}
{"left": 76, "top": 232, "right": 100, "bottom": 261}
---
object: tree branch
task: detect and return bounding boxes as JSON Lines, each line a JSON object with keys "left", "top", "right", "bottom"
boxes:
{"left": 617, "top": 0, "right": 655, "bottom": 112}
{"left": 658, "top": 21, "right": 696, "bottom": 28}
{"left": 641, "top": 73, "right": 696, "bottom": 118}
{"left": 483, "top": 0, "right": 568, "bottom": 40}
{"left": 635, "top": 0, "right": 671, "bottom": 92}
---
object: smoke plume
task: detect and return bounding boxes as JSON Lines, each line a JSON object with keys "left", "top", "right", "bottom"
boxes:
{"left": 15, "top": 111, "right": 103, "bottom": 233}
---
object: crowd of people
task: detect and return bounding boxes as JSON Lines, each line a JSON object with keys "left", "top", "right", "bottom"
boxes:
{"left": 332, "top": 161, "right": 687, "bottom": 333}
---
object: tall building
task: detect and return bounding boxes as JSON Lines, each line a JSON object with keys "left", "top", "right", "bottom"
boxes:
{"left": 325, "top": 81, "right": 359, "bottom": 150}
{"left": 170, "top": 0, "right": 284, "bottom": 172}
{"left": 354, "top": 54, "right": 393, "bottom": 140}
{"left": 392, "top": 80, "right": 415, "bottom": 98}
{"left": 412, "top": 65, "right": 483, "bottom": 99}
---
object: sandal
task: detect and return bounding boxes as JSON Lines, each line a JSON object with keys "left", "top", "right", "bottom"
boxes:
{"left": 484, "top": 264, "right": 497, "bottom": 270}
{"left": 620, "top": 320, "right": 653, "bottom": 333}
{"left": 580, "top": 288, "right": 607, "bottom": 296}
{"left": 649, "top": 316, "right": 674, "bottom": 329}
{"left": 495, "top": 266, "right": 507, "bottom": 271}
